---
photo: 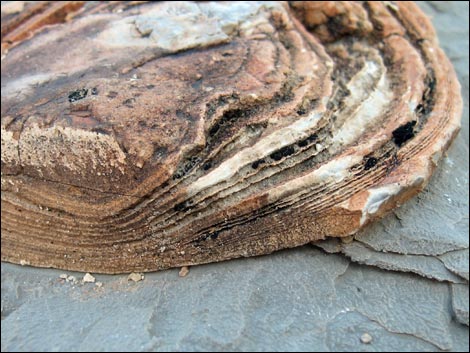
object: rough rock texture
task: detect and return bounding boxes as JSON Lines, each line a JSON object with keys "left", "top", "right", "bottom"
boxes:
{"left": 2, "top": 3, "right": 468, "bottom": 352}
{"left": 0, "top": 1, "right": 463, "bottom": 273}
{"left": 1, "top": 248, "right": 469, "bottom": 351}
{"left": 316, "top": 238, "right": 466, "bottom": 283}
{"left": 0, "top": 1, "right": 469, "bottom": 349}
{"left": 452, "top": 284, "right": 469, "bottom": 327}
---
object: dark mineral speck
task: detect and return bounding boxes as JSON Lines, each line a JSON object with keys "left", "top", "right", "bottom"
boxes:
{"left": 68, "top": 88, "right": 88, "bottom": 102}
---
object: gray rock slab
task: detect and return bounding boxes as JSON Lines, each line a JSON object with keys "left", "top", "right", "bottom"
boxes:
{"left": 2, "top": 249, "right": 469, "bottom": 352}
{"left": 333, "top": 264, "right": 464, "bottom": 351}
{"left": 341, "top": 241, "right": 464, "bottom": 283}
{"left": 440, "top": 249, "right": 470, "bottom": 281}
{"left": 325, "top": 310, "right": 437, "bottom": 352}
{"left": 2, "top": 249, "right": 349, "bottom": 352}
{"left": 451, "top": 284, "right": 470, "bottom": 326}
{"left": 315, "top": 237, "right": 467, "bottom": 284}
{"left": 315, "top": 237, "right": 343, "bottom": 254}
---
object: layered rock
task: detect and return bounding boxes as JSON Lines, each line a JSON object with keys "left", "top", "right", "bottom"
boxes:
{"left": 1, "top": 1, "right": 462, "bottom": 273}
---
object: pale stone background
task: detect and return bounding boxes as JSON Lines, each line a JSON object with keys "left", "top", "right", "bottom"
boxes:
{"left": 1, "top": 2, "right": 468, "bottom": 351}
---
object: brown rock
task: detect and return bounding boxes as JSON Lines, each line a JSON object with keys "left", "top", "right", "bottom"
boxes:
{"left": 1, "top": 2, "right": 462, "bottom": 273}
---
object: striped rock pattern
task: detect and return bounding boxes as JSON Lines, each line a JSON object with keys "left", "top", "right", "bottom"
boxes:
{"left": 0, "top": 1, "right": 462, "bottom": 273}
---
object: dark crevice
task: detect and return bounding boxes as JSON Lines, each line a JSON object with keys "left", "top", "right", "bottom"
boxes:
{"left": 364, "top": 156, "right": 379, "bottom": 170}
{"left": 416, "top": 71, "right": 436, "bottom": 120}
{"left": 251, "top": 159, "right": 265, "bottom": 169}
{"left": 68, "top": 88, "right": 88, "bottom": 103}
{"left": 173, "top": 155, "right": 201, "bottom": 180}
{"left": 270, "top": 145, "right": 296, "bottom": 161}
{"left": 173, "top": 200, "right": 193, "bottom": 213}
{"left": 209, "top": 108, "right": 253, "bottom": 138}
{"left": 297, "top": 133, "right": 318, "bottom": 148}
{"left": 392, "top": 121, "right": 417, "bottom": 147}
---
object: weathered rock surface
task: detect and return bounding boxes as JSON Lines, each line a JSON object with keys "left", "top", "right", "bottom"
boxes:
{"left": 1, "top": 2, "right": 467, "bottom": 351}
{"left": 1, "top": 248, "right": 469, "bottom": 351}
{"left": 452, "top": 284, "right": 469, "bottom": 327}
{"left": 0, "top": 1, "right": 463, "bottom": 274}
{"left": 316, "top": 238, "right": 466, "bottom": 283}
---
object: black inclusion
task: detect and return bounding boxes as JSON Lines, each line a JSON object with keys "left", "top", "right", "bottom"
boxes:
{"left": 392, "top": 121, "right": 416, "bottom": 147}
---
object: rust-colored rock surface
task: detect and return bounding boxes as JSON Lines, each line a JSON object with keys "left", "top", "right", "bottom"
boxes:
{"left": 1, "top": 1, "right": 462, "bottom": 273}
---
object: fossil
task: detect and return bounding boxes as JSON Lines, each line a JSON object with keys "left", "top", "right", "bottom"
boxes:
{"left": 0, "top": 1, "right": 462, "bottom": 273}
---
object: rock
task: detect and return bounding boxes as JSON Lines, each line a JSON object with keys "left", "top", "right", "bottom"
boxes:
{"left": 0, "top": 2, "right": 468, "bottom": 352}
{"left": 2, "top": 246, "right": 467, "bottom": 351}
{"left": 316, "top": 239, "right": 465, "bottom": 283}
{"left": 59, "top": 274, "right": 68, "bottom": 280}
{"left": 315, "top": 238, "right": 343, "bottom": 254}
{"left": 179, "top": 266, "right": 190, "bottom": 277}
{"left": 335, "top": 263, "right": 457, "bottom": 350}
{"left": 0, "top": 1, "right": 463, "bottom": 273}
{"left": 451, "top": 284, "right": 469, "bottom": 326}
{"left": 128, "top": 273, "right": 144, "bottom": 282}
{"left": 352, "top": 214, "right": 468, "bottom": 257}
{"left": 340, "top": 236, "right": 354, "bottom": 244}
{"left": 83, "top": 273, "right": 95, "bottom": 283}
{"left": 360, "top": 333, "right": 372, "bottom": 344}
{"left": 440, "top": 249, "right": 469, "bottom": 281}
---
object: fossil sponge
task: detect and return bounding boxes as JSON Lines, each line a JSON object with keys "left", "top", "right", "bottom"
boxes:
{"left": 0, "top": 1, "right": 462, "bottom": 273}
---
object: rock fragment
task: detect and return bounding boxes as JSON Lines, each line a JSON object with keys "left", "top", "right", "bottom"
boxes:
{"left": 451, "top": 284, "right": 469, "bottom": 326}
{"left": 128, "top": 273, "right": 144, "bottom": 282}
{"left": 83, "top": 273, "right": 96, "bottom": 283}
{"left": 179, "top": 266, "right": 190, "bottom": 277}
{"left": 360, "top": 333, "right": 373, "bottom": 344}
